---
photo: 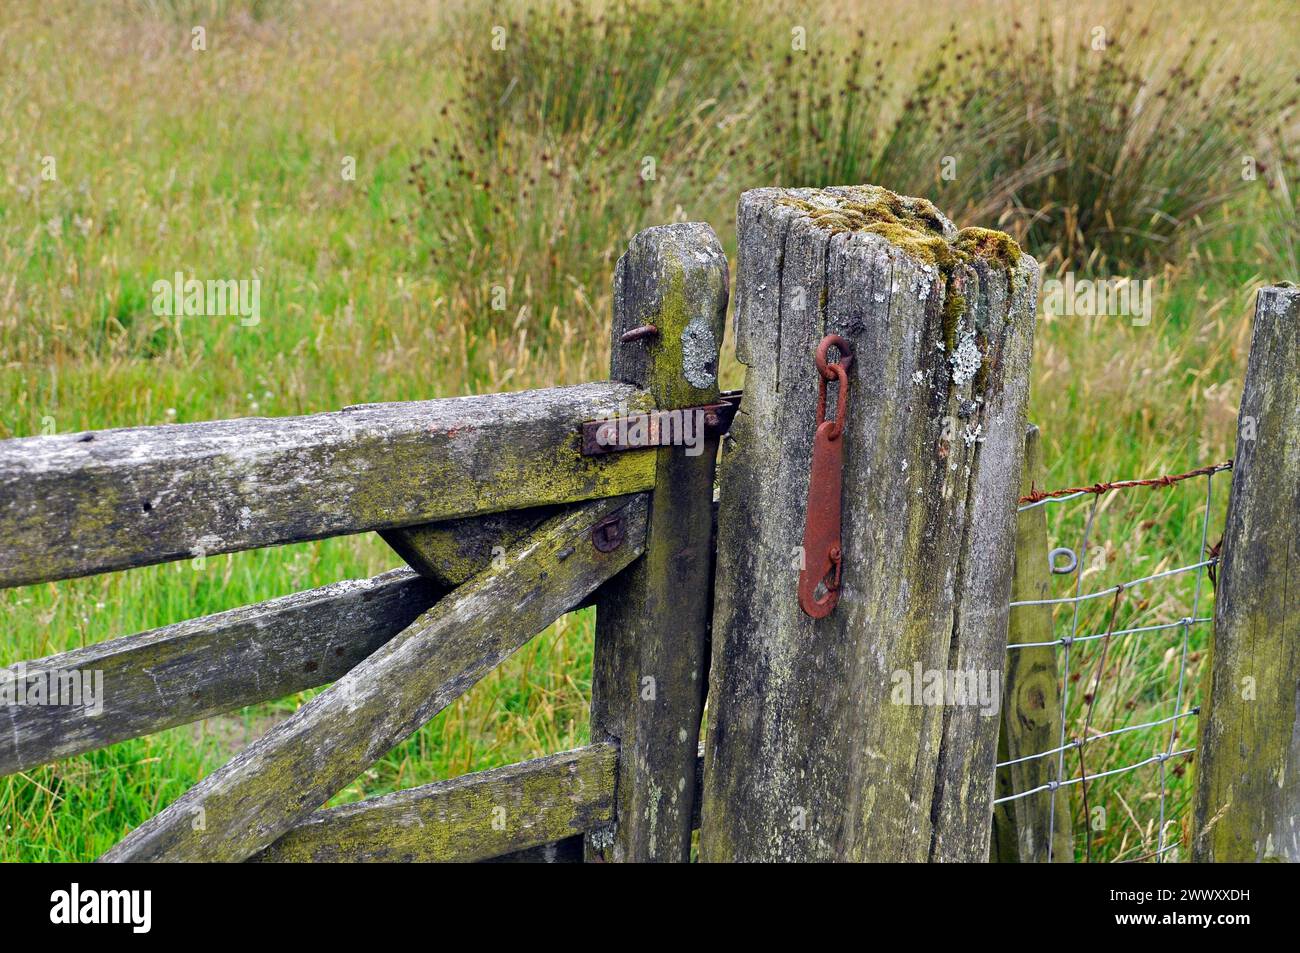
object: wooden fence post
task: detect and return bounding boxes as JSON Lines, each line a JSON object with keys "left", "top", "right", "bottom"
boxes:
{"left": 1194, "top": 284, "right": 1300, "bottom": 862}
{"left": 586, "top": 223, "right": 729, "bottom": 862}
{"left": 991, "top": 424, "right": 1074, "bottom": 862}
{"left": 699, "top": 186, "right": 1038, "bottom": 862}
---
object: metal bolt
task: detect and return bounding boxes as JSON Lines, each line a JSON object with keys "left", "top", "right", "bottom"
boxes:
{"left": 591, "top": 515, "right": 626, "bottom": 552}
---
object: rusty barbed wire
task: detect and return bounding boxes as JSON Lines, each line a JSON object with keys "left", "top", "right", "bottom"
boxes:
{"left": 1018, "top": 460, "right": 1232, "bottom": 506}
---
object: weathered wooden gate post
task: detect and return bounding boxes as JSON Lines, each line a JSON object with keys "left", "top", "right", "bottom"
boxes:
{"left": 586, "top": 223, "right": 729, "bottom": 862}
{"left": 1194, "top": 284, "right": 1300, "bottom": 862}
{"left": 699, "top": 186, "right": 1038, "bottom": 862}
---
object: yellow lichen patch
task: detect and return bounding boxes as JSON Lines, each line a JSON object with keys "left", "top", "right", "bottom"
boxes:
{"left": 778, "top": 188, "right": 1020, "bottom": 277}
{"left": 859, "top": 223, "right": 957, "bottom": 269}
{"left": 778, "top": 186, "right": 951, "bottom": 267}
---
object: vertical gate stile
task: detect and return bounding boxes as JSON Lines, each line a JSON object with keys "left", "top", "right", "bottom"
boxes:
{"left": 585, "top": 223, "right": 730, "bottom": 862}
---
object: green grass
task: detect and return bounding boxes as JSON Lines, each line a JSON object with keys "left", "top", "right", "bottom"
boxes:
{"left": 1, "top": 0, "right": 1296, "bottom": 861}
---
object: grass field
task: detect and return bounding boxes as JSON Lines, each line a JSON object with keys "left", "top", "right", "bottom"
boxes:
{"left": 1, "top": 0, "right": 1296, "bottom": 860}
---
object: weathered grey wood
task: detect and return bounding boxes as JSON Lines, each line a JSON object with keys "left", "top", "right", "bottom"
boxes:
{"left": 2, "top": 501, "right": 565, "bottom": 775}
{"left": 700, "top": 186, "right": 1038, "bottom": 862}
{"left": 1194, "top": 285, "right": 1300, "bottom": 862}
{"left": 0, "top": 382, "right": 655, "bottom": 589}
{"left": 991, "top": 425, "right": 1073, "bottom": 862}
{"left": 380, "top": 508, "right": 558, "bottom": 584}
{"left": 99, "top": 494, "right": 648, "bottom": 862}
{"left": 586, "top": 223, "right": 728, "bottom": 862}
{"left": 253, "top": 745, "right": 616, "bottom": 862}
{"left": 0, "top": 569, "right": 437, "bottom": 776}
{"left": 259, "top": 742, "right": 708, "bottom": 863}
{"left": 500, "top": 744, "right": 707, "bottom": 863}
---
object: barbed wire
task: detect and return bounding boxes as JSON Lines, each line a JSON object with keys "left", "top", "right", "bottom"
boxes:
{"left": 1017, "top": 460, "right": 1231, "bottom": 507}
{"left": 1002, "top": 459, "right": 1223, "bottom": 863}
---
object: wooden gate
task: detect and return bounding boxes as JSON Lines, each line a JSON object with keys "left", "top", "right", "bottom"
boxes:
{"left": 0, "top": 222, "right": 727, "bottom": 863}
{"left": 3, "top": 186, "right": 1295, "bottom": 863}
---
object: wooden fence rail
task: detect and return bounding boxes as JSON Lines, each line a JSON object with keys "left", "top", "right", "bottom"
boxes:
{"left": 252, "top": 744, "right": 620, "bottom": 863}
{"left": 0, "top": 382, "right": 654, "bottom": 588}
{"left": 0, "top": 219, "right": 727, "bottom": 864}
{"left": 1, "top": 568, "right": 437, "bottom": 775}
{"left": 100, "top": 493, "right": 649, "bottom": 861}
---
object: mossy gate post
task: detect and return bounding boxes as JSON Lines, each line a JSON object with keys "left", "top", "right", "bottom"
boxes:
{"left": 698, "top": 187, "right": 1039, "bottom": 862}
{"left": 1194, "top": 285, "right": 1300, "bottom": 862}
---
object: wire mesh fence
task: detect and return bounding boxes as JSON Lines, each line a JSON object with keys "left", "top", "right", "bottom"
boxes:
{"left": 995, "top": 460, "right": 1231, "bottom": 862}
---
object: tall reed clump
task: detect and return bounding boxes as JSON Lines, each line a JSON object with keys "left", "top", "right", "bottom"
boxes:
{"left": 408, "top": 0, "right": 761, "bottom": 378}
{"left": 934, "top": 15, "right": 1296, "bottom": 270}
{"left": 758, "top": 11, "right": 1296, "bottom": 272}
{"left": 1258, "top": 131, "right": 1298, "bottom": 278}
{"left": 764, "top": 30, "right": 900, "bottom": 189}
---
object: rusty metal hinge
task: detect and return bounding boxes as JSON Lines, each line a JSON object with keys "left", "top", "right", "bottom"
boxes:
{"left": 580, "top": 391, "right": 742, "bottom": 456}
{"left": 799, "top": 336, "right": 853, "bottom": 620}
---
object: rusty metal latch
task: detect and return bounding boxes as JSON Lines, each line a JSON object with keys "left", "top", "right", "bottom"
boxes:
{"left": 579, "top": 391, "right": 741, "bottom": 456}
{"left": 798, "top": 335, "right": 853, "bottom": 619}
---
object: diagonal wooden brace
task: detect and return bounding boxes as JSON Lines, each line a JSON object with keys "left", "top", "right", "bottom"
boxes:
{"left": 99, "top": 493, "right": 649, "bottom": 862}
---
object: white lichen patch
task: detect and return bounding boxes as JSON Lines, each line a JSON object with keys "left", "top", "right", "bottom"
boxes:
{"left": 681, "top": 316, "right": 718, "bottom": 389}
{"left": 949, "top": 329, "right": 981, "bottom": 386}
{"left": 962, "top": 424, "right": 984, "bottom": 447}
{"left": 913, "top": 269, "right": 935, "bottom": 303}
{"left": 588, "top": 825, "right": 616, "bottom": 850}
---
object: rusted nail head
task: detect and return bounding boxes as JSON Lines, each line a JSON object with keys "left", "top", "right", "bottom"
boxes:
{"left": 620, "top": 324, "right": 660, "bottom": 344}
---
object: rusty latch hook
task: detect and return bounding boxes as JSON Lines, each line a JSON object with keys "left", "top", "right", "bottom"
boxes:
{"left": 799, "top": 335, "right": 853, "bottom": 619}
